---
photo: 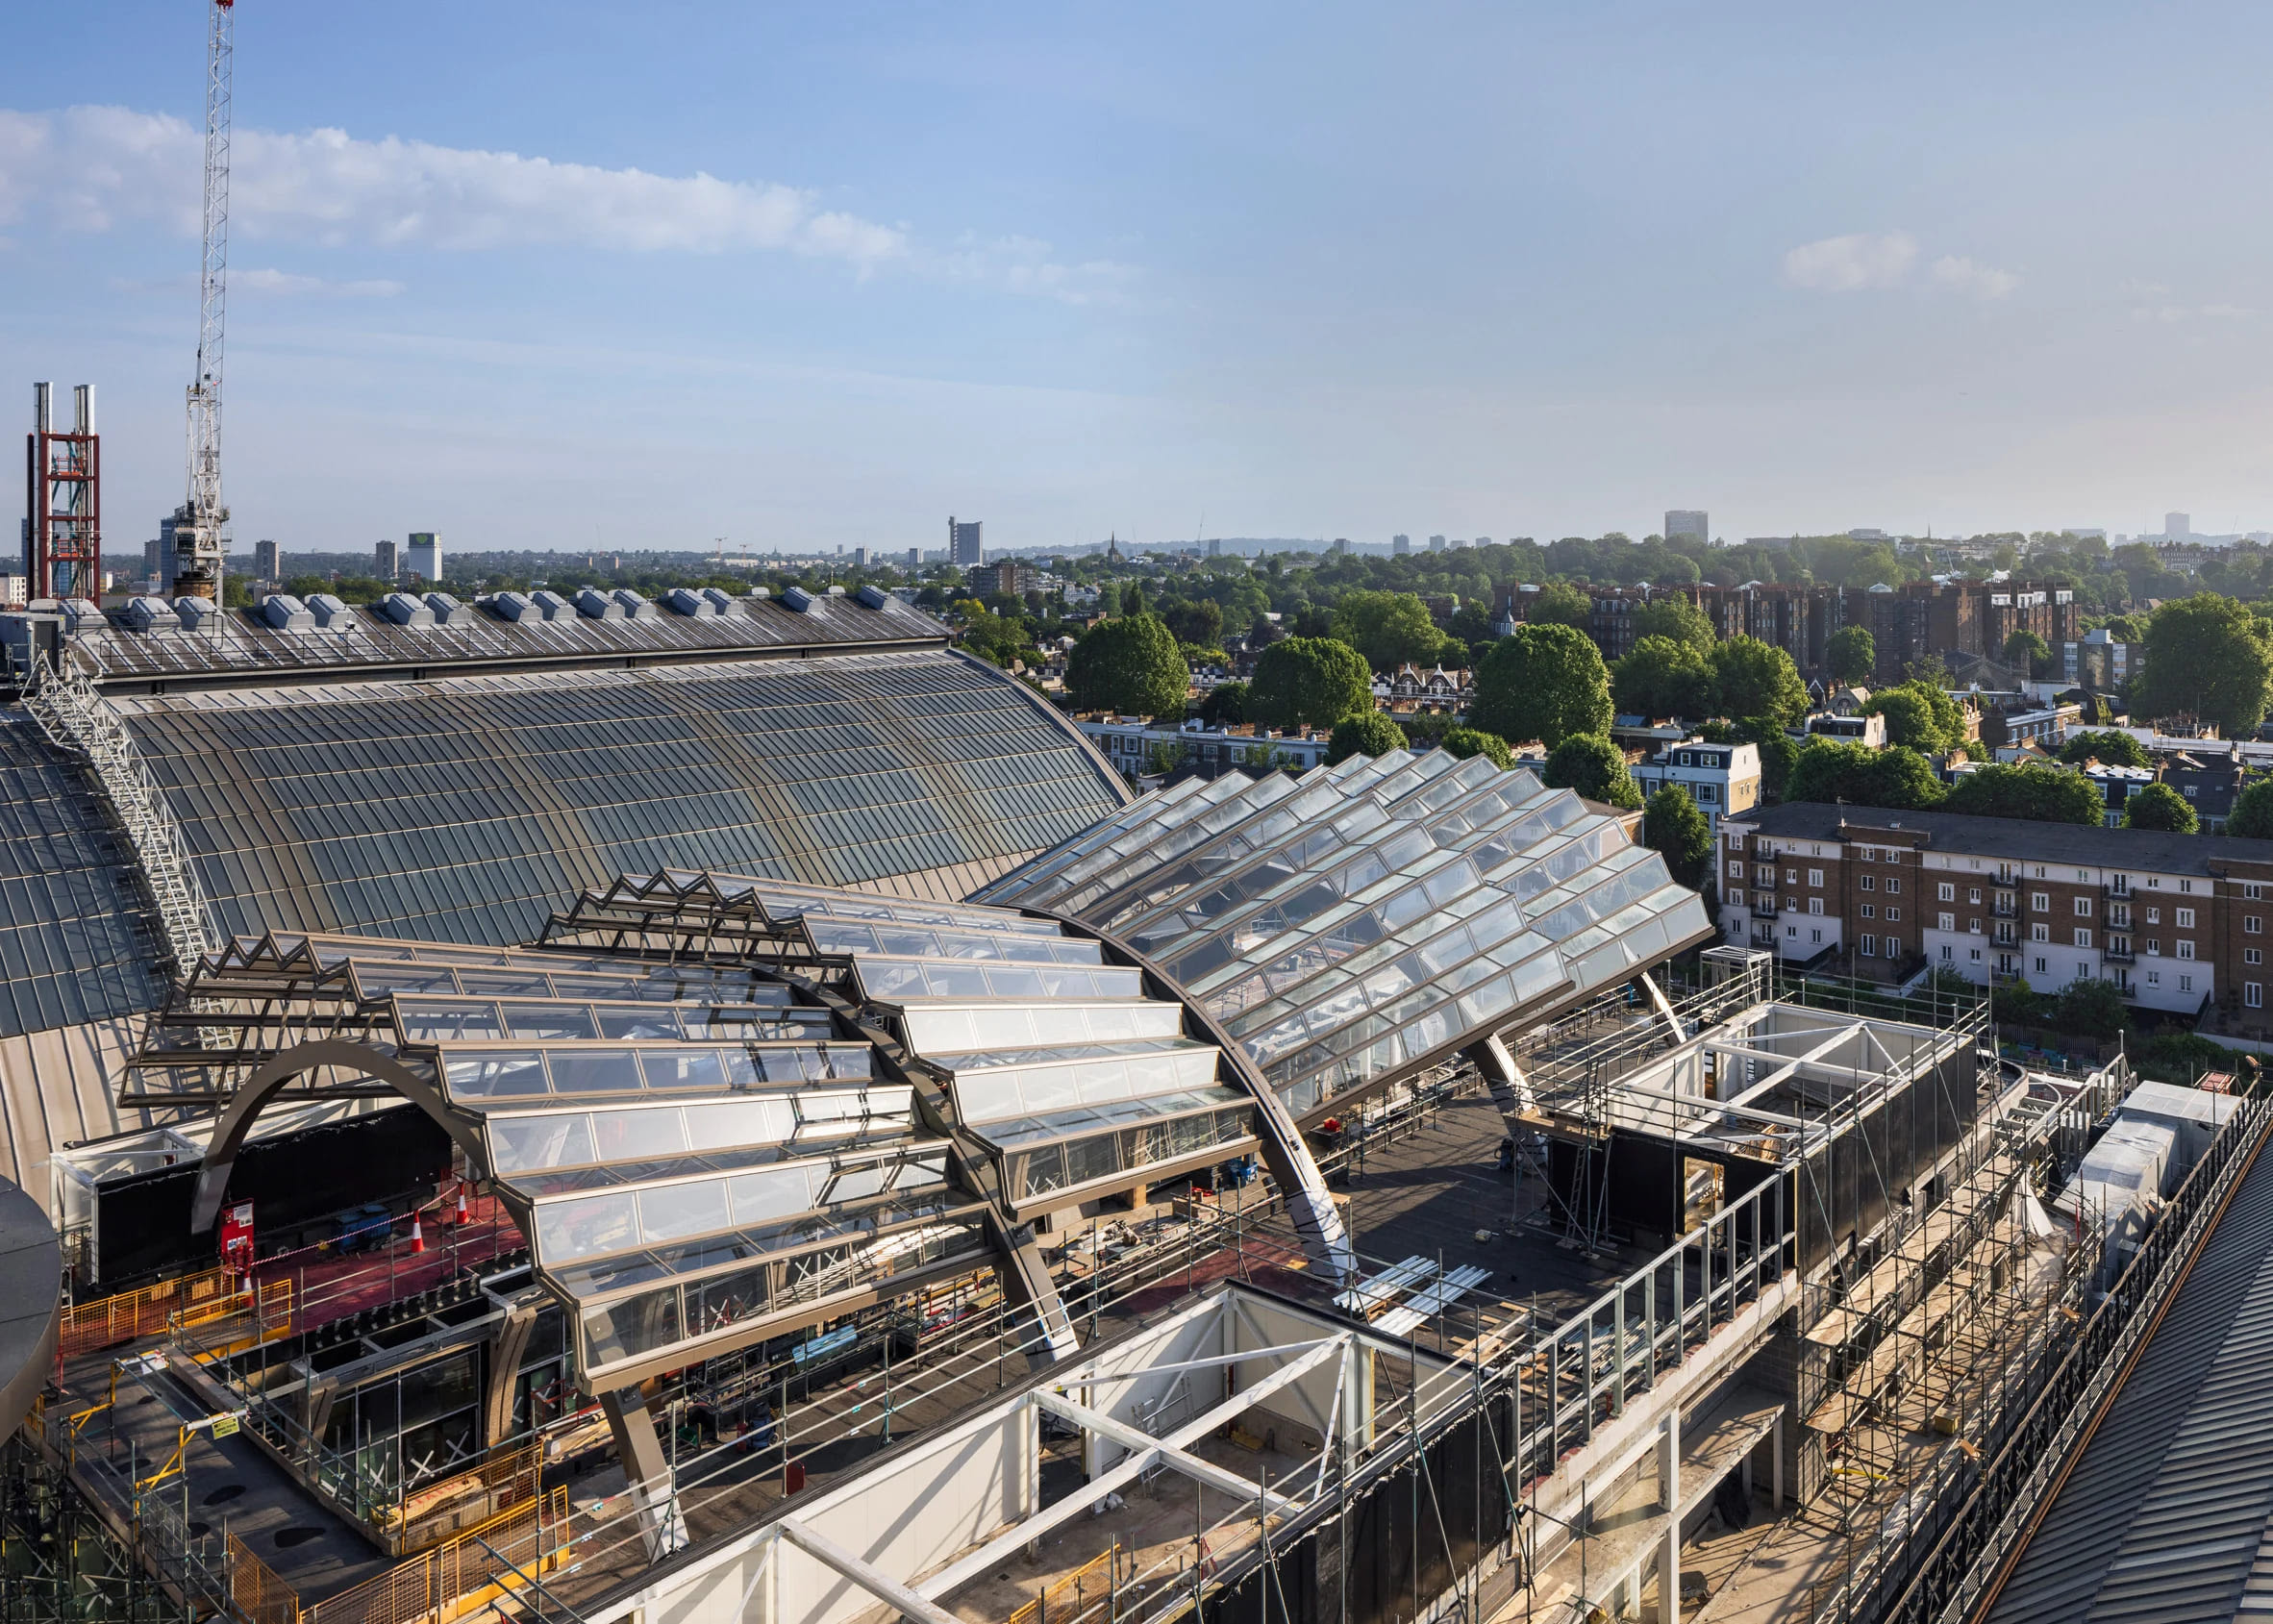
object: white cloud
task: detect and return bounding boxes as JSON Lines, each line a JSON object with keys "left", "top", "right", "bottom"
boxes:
{"left": 1929, "top": 254, "right": 2019, "bottom": 300}
{"left": 1781, "top": 231, "right": 1917, "bottom": 291}
{"left": 237, "top": 267, "right": 405, "bottom": 298}
{"left": 0, "top": 104, "right": 907, "bottom": 268}
{"left": 2132, "top": 300, "right": 2253, "bottom": 325}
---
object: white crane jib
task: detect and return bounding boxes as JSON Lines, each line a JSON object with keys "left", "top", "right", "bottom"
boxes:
{"left": 170, "top": 0, "right": 233, "bottom": 606}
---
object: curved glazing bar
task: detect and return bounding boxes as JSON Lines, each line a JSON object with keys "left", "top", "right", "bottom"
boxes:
{"left": 945, "top": 1045, "right": 1226, "bottom": 1125}
{"left": 477, "top": 1089, "right": 917, "bottom": 1176}
{"left": 437, "top": 1041, "right": 877, "bottom": 1103}
{"left": 851, "top": 957, "right": 1142, "bottom": 1003}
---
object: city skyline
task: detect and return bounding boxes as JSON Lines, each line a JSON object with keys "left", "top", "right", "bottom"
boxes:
{"left": 7, "top": 3, "right": 2273, "bottom": 555}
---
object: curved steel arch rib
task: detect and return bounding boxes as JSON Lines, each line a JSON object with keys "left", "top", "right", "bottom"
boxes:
{"left": 187, "top": 1038, "right": 491, "bottom": 1235}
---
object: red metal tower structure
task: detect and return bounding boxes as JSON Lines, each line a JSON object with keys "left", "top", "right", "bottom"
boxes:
{"left": 25, "top": 383, "right": 100, "bottom": 602}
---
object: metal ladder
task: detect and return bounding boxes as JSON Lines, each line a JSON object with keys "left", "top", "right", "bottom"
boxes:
{"left": 23, "top": 660, "right": 216, "bottom": 974}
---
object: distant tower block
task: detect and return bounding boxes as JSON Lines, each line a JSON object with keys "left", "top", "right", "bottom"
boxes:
{"left": 26, "top": 384, "right": 101, "bottom": 601}
{"left": 1665, "top": 510, "right": 1709, "bottom": 545}
{"left": 949, "top": 516, "right": 983, "bottom": 567}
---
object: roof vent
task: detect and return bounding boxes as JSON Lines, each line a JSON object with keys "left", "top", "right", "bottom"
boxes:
{"left": 307, "top": 594, "right": 358, "bottom": 629}
{"left": 781, "top": 587, "right": 815, "bottom": 612}
{"left": 528, "top": 589, "right": 573, "bottom": 620}
{"left": 747, "top": 587, "right": 771, "bottom": 600}
{"left": 855, "top": 584, "right": 889, "bottom": 610}
{"left": 171, "top": 597, "right": 220, "bottom": 632}
{"left": 119, "top": 596, "right": 181, "bottom": 633}
{"left": 612, "top": 589, "right": 661, "bottom": 620}
{"left": 825, "top": 585, "right": 846, "bottom": 596}
{"left": 702, "top": 587, "right": 737, "bottom": 612}
{"left": 422, "top": 592, "right": 474, "bottom": 626}
{"left": 379, "top": 592, "right": 436, "bottom": 627}
{"left": 258, "top": 594, "right": 314, "bottom": 631}
{"left": 574, "top": 587, "right": 625, "bottom": 620}
{"left": 490, "top": 590, "right": 537, "bottom": 621}
{"left": 662, "top": 587, "right": 717, "bottom": 617}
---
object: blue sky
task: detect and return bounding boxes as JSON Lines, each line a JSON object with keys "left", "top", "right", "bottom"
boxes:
{"left": 5, "top": 1, "right": 2272, "bottom": 558}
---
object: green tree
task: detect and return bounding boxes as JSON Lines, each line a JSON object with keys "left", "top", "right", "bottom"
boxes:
{"left": 1439, "top": 726, "right": 1515, "bottom": 769}
{"left": 1740, "top": 721, "right": 1800, "bottom": 802}
{"left": 1325, "top": 710, "right": 1408, "bottom": 764}
{"left": 1786, "top": 740, "right": 1946, "bottom": 811}
{"left": 1708, "top": 637, "right": 1811, "bottom": 727}
{"left": 1826, "top": 625, "right": 1876, "bottom": 686}
{"left": 1863, "top": 680, "right": 1967, "bottom": 752}
{"left": 1331, "top": 590, "right": 1445, "bottom": 669}
{"left": 2130, "top": 592, "right": 2273, "bottom": 734}
{"left": 1199, "top": 681, "right": 1249, "bottom": 727}
{"left": 1629, "top": 597, "right": 1715, "bottom": 652}
{"left": 1528, "top": 581, "right": 1591, "bottom": 628}
{"left": 2061, "top": 728, "right": 2150, "bottom": 767}
{"left": 1611, "top": 636, "right": 1716, "bottom": 719}
{"left": 959, "top": 610, "right": 1034, "bottom": 668}
{"left": 1943, "top": 762, "right": 2103, "bottom": 825}
{"left": 2123, "top": 782, "right": 2199, "bottom": 833}
{"left": 1471, "top": 624, "right": 1613, "bottom": 748}
{"left": 2055, "top": 978, "right": 2132, "bottom": 1039}
{"left": 1143, "top": 737, "right": 1187, "bottom": 777}
{"left": 1249, "top": 637, "right": 1375, "bottom": 729}
{"left": 1641, "top": 785, "right": 1713, "bottom": 887}
{"left": 2231, "top": 779, "right": 2273, "bottom": 840}
{"left": 1542, "top": 734, "right": 1642, "bottom": 810}
{"left": 1162, "top": 598, "right": 1224, "bottom": 650}
{"left": 1065, "top": 613, "right": 1190, "bottom": 715}
{"left": 2003, "top": 629, "right": 2054, "bottom": 678}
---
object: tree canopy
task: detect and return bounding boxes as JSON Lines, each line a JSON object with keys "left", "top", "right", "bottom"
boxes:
{"left": 1198, "top": 680, "right": 1248, "bottom": 727}
{"left": 1542, "top": 734, "right": 1641, "bottom": 810}
{"left": 1826, "top": 625, "right": 1876, "bottom": 686}
{"left": 1785, "top": 740, "right": 1945, "bottom": 811}
{"left": 1863, "top": 680, "right": 1969, "bottom": 753}
{"left": 1065, "top": 612, "right": 1189, "bottom": 715}
{"left": 1324, "top": 710, "right": 1409, "bottom": 765}
{"left": 2129, "top": 593, "right": 2273, "bottom": 735}
{"left": 2060, "top": 728, "right": 2150, "bottom": 767}
{"left": 1330, "top": 589, "right": 1451, "bottom": 670}
{"left": 2231, "top": 779, "right": 2273, "bottom": 840}
{"left": 1708, "top": 637, "right": 1811, "bottom": 728}
{"left": 1470, "top": 623, "right": 1613, "bottom": 748}
{"left": 1248, "top": 637, "right": 1375, "bottom": 729}
{"left": 1439, "top": 726, "right": 1515, "bottom": 769}
{"left": 1943, "top": 762, "right": 2103, "bottom": 825}
{"left": 2002, "top": 629, "right": 2053, "bottom": 677}
{"left": 1611, "top": 636, "right": 1715, "bottom": 720}
{"left": 1629, "top": 597, "right": 1715, "bottom": 653}
{"left": 2122, "top": 782, "right": 2198, "bottom": 834}
{"left": 1641, "top": 785, "right": 1712, "bottom": 887}
{"left": 1528, "top": 582, "right": 1591, "bottom": 629}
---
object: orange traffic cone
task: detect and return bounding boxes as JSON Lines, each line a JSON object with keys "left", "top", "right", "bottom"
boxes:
{"left": 410, "top": 1213, "right": 426, "bottom": 1255}
{"left": 453, "top": 1186, "right": 470, "bottom": 1226}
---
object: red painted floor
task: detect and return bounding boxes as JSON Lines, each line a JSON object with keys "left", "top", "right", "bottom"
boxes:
{"left": 249, "top": 1183, "right": 527, "bottom": 1333}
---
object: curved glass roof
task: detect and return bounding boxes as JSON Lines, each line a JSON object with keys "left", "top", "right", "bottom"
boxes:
{"left": 973, "top": 747, "right": 1716, "bottom": 1113}
{"left": 105, "top": 650, "right": 1126, "bottom": 948}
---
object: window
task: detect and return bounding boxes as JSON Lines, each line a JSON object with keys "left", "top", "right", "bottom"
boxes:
{"left": 1969, "top": 947, "right": 1982, "bottom": 962}
{"left": 2184, "top": 786, "right": 2197, "bottom": 798}
{"left": 2251, "top": 983, "right": 2264, "bottom": 1010}
{"left": 2181, "top": 974, "right": 2194, "bottom": 993}
{"left": 1887, "top": 878, "right": 1903, "bottom": 895}
{"left": 2035, "top": 957, "right": 2048, "bottom": 972}
{"left": 2249, "top": 948, "right": 2264, "bottom": 967}
{"left": 1757, "top": 864, "right": 1774, "bottom": 885}
{"left": 2178, "top": 940, "right": 2196, "bottom": 960}
{"left": 1698, "top": 785, "right": 1719, "bottom": 803}
{"left": 1887, "top": 908, "right": 1902, "bottom": 922}
{"left": 2182, "top": 880, "right": 2194, "bottom": 893}
{"left": 2146, "top": 939, "right": 2161, "bottom": 956}
{"left": 1938, "top": 883, "right": 1956, "bottom": 902}
{"left": 1861, "top": 875, "right": 1876, "bottom": 892}
{"left": 2147, "top": 907, "right": 2161, "bottom": 924}
{"left": 2073, "top": 929, "right": 2092, "bottom": 949}
{"left": 1938, "top": 912, "right": 1956, "bottom": 932}
{"left": 2147, "top": 970, "right": 2160, "bottom": 987}
{"left": 2249, "top": 916, "right": 2263, "bottom": 936}
{"left": 2032, "top": 892, "right": 2050, "bottom": 912}
{"left": 1810, "top": 869, "right": 1824, "bottom": 887}
{"left": 1861, "top": 937, "right": 1877, "bottom": 957}
{"left": 2074, "top": 897, "right": 2093, "bottom": 918}
{"left": 1861, "top": 904, "right": 1877, "bottom": 920}
{"left": 1785, "top": 869, "right": 1797, "bottom": 885}
{"left": 1811, "top": 929, "right": 1823, "bottom": 944}
{"left": 1730, "top": 889, "right": 1745, "bottom": 907}
{"left": 1968, "top": 888, "right": 1982, "bottom": 905}
{"left": 1809, "top": 898, "right": 1824, "bottom": 916}
{"left": 2177, "top": 908, "right": 2196, "bottom": 928}
{"left": 2248, "top": 884, "right": 2265, "bottom": 901}
{"left": 2031, "top": 924, "right": 2049, "bottom": 943}
{"left": 1728, "top": 860, "right": 1744, "bottom": 879}
{"left": 1884, "top": 935, "right": 1901, "bottom": 956}
{"left": 1786, "top": 896, "right": 1798, "bottom": 912}
{"left": 1970, "top": 919, "right": 1984, "bottom": 934}
{"left": 1940, "top": 944, "right": 1953, "bottom": 960}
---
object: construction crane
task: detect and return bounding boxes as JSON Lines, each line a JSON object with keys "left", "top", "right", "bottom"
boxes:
{"left": 166, "top": 0, "right": 233, "bottom": 606}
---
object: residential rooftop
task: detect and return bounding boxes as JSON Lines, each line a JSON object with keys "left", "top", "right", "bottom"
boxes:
{"left": 1727, "top": 799, "right": 2273, "bottom": 877}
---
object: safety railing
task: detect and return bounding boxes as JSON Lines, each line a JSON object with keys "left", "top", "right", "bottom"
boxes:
{"left": 230, "top": 1531, "right": 305, "bottom": 1624}
{"left": 300, "top": 1487, "right": 572, "bottom": 1624}
{"left": 1007, "top": 1542, "right": 1123, "bottom": 1624}
{"left": 60, "top": 1266, "right": 240, "bottom": 1358}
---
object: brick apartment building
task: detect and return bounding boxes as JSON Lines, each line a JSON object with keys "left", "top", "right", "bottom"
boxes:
{"left": 1717, "top": 802, "right": 2273, "bottom": 1019}
{"left": 1495, "top": 578, "right": 2079, "bottom": 686}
